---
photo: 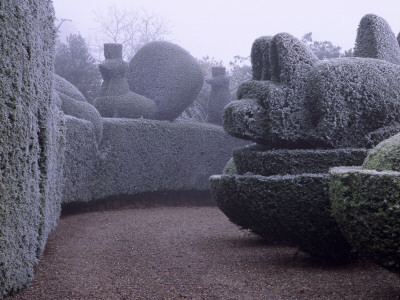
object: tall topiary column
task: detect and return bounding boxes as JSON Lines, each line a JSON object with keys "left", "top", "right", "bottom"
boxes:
{"left": 94, "top": 43, "right": 157, "bottom": 119}
{"left": 206, "top": 67, "right": 231, "bottom": 125}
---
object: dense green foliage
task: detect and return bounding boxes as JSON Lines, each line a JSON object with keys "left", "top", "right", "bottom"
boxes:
{"left": 330, "top": 167, "right": 400, "bottom": 274}
{"left": 362, "top": 133, "right": 400, "bottom": 171}
{"left": 54, "top": 34, "right": 101, "bottom": 103}
{"left": 211, "top": 174, "right": 355, "bottom": 262}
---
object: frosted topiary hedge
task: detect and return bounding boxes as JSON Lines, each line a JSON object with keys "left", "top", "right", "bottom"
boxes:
{"left": 354, "top": 14, "right": 400, "bottom": 65}
{"left": 211, "top": 147, "right": 366, "bottom": 262}
{"left": 250, "top": 36, "right": 272, "bottom": 81}
{"left": 362, "top": 133, "right": 400, "bottom": 171}
{"left": 233, "top": 144, "right": 367, "bottom": 176}
{"left": 62, "top": 119, "right": 247, "bottom": 204}
{"left": 55, "top": 74, "right": 103, "bottom": 144}
{"left": 211, "top": 13, "right": 400, "bottom": 263}
{"left": 224, "top": 14, "right": 400, "bottom": 149}
{"left": 94, "top": 44, "right": 157, "bottom": 119}
{"left": 206, "top": 67, "right": 231, "bottom": 126}
{"left": 128, "top": 41, "right": 204, "bottom": 121}
{"left": 0, "top": 0, "right": 64, "bottom": 297}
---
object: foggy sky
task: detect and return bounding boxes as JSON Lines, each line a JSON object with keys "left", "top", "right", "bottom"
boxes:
{"left": 52, "top": 0, "right": 400, "bottom": 65}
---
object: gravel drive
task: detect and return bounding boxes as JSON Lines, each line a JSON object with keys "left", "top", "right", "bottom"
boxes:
{"left": 7, "top": 206, "right": 400, "bottom": 299}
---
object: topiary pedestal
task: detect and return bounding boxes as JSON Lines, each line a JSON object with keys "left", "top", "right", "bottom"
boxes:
{"left": 210, "top": 146, "right": 367, "bottom": 262}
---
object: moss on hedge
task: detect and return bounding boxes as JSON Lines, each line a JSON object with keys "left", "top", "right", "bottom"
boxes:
{"left": 330, "top": 167, "right": 400, "bottom": 274}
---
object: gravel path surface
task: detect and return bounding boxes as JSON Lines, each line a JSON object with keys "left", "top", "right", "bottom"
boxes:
{"left": 7, "top": 206, "right": 400, "bottom": 299}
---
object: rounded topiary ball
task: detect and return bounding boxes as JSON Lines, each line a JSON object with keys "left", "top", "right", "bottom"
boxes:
{"left": 362, "top": 133, "right": 400, "bottom": 171}
{"left": 128, "top": 41, "right": 204, "bottom": 121}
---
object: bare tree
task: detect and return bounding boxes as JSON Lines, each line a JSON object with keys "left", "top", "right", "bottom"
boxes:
{"left": 93, "top": 5, "right": 172, "bottom": 60}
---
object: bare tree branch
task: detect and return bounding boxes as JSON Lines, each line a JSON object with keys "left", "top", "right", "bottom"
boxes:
{"left": 93, "top": 5, "right": 172, "bottom": 60}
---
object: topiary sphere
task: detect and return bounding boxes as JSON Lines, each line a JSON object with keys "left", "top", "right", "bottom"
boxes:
{"left": 128, "top": 41, "right": 204, "bottom": 121}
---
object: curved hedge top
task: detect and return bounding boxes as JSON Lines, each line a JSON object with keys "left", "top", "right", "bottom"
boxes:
{"left": 251, "top": 36, "right": 272, "bottom": 81}
{"left": 354, "top": 14, "right": 400, "bottom": 65}
{"left": 362, "top": 133, "right": 400, "bottom": 171}
{"left": 54, "top": 74, "right": 87, "bottom": 103}
{"left": 54, "top": 74, "right": 103, "bottom": 144}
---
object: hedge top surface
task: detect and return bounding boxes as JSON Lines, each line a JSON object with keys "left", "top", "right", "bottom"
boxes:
{"left": 362, "top": 133, "right": 400, "bottom": 172}
{"left": 354, "top": 14, "right": 400, "bottom": 65}
{"left": 54, "top": 74, "right": 87, "bottom": 103}
{"left": 330, "top": 166, "right": 400, "bottom": 176}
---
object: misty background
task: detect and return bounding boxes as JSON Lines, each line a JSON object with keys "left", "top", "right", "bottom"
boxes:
{"left": 52, "top": 0, "right": 400, "bottom": 120}
{"left": 53, "top": 0, "right": 400, "bottom": 64}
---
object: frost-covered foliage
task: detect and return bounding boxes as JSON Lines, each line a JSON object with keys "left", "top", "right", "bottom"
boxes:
{"left": 251, "top": 36, "right": 272, "bottom": 80}
{"left": 62, "top": 118, "right": 247, "bottom": 203}
{"left": 94, "top": 43, "right": 156, "bottom": 119}
{"left": 306, "top": 58, "right": 400, "bottom": 148}
{"left": 128, "top": 41, "right": 204, "bottom": 121}
{"left": 206, "top": 67, "right": 231, "bottom": 125}
{"left": 330, "top": 166, "right": 400, "bottom": 274}
{"left": 354, "top": 14, "right": 400, "bottom": 65}
{"left": 224, "top": 18, "right": 400, "bottom": 149}
{"left": 54, "top": 74, "right": 103, "bottom": 144}
{"left": 0, "top": 0, "right": 65, "bottom": 296}
{"left": 233, "top": 144, "right": 367, "bottom": 176}
{"left": 210, "top": 14, "right": 400, "bottom": 263}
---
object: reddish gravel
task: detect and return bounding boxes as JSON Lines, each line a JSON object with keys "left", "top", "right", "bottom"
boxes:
{"left": 7, "top": 206, "right": 400, "bottom": 299}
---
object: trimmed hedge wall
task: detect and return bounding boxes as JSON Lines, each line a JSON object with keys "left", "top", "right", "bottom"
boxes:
{"left": 210, "top": 174, "right": 355, "bottom": 262}
{"left": 62, "top": 118, "right": 248, "bottom": 204}
{"left": 233, "top": 144, "right": 367, "bottom": 176}
{"left": 330, "top": 167, "right": 400, "bottom": 274}
{"left": 0, "top": 0, "right": 64, "bottom": 296}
